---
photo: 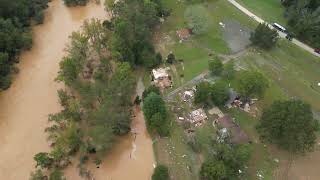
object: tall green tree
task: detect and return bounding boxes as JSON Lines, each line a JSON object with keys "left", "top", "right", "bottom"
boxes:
{"left": 282, "top": 0, "right": 320, "bottom": 48}
{"left": 194, "top": 82, "right": 211, "bottom": 104}
{"left": 63, "top": 0, "right": 88, "bottom": 6}
{"left": 236, "top": 70, "right": 269, "bottom": 98}
{"left": 210, "top": 81, "right": 229, "bottom": 107}
{"left": 200, "top": 144, "right": 251, "bottom": 179}
{"left": 184, "top": 5, "right": 210, "bottom": 34}
{"left": 34, "top": 152, "right": 53, "bottom": 169}
{"left": 143, "top": 92, "right": 170, "bottom": 136}
{"left": 250, "top": 23, "right": 279, "bottom": 50}
{"left": 200, "top": 160, "right": 227, "bottom": 180}
{"left": 257, "top": 100, "right": 318, "bottom": 153}
{"left": 222, "top": 61, "right": 235, "bottom": 80}
{"left": 143, "top": 92, "right": 167, "bottom": 120}
{"left": 152, "top": 165, "right": 170, "bottom": 180}
{"left": 208, "top": 59, "right": 223, "bottom": 76}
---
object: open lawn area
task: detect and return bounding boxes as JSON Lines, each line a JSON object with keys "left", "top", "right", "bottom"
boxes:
{"left": 226, "top": 109, "right": 276, "bottom": 180}
{"left": 236, "top": 40, "right": 320, "bottom": 113}
{"left": 236, "top": 0, "right": 287, "bottom": 25}
{"left": 153, "top": 121, "right": 200, "bottom": 180}
{"left": 153, "top": 0, "right": 320, "bottom": 179}
{"left": 156, "top": 0, "right": 257, "bottom": 81}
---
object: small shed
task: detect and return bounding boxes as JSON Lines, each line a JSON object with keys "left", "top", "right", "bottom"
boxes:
{"left": 176, "top": 28, "right": 192, "bottom": 41}
{"left": 216, "top": 115, "right": 249, "bottom": 144}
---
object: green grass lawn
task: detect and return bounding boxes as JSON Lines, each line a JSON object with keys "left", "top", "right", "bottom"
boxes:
{"left": 226, "top": 109, "right": 277, "bottom": 180}
{"left": 157, "top": 0, "right": 257, "bottom": 81}
{"left": 153, "top": 121, "right": 200, "bottom": 180}
{"left": 236, "top": 40, "right": 320, "bottom": 112}
{"left": 236, "top": 0, "right": 287, "bottom": 25}
{"left": 153, "top": 0, "right": 320, "bottom": 179}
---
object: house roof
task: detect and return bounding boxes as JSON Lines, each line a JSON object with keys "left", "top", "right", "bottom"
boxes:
{"left": 217, "top": 115, "right": 249, "bottom": 144}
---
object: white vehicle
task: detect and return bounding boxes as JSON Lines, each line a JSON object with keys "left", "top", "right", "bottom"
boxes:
{"left": 272, "top": 23, "right": 287, "bottom": 33}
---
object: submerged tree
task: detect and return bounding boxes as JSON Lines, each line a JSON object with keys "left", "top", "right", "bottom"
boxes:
{"left": 63, "top": 0, "right": 88, "bottom": 6}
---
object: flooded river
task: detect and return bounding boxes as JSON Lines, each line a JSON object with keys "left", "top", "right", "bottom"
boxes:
{"left": 65, "top": 78, "right": 155, "bottom": 180}
{"left": 0, "top": 0, "right": 154, "bottom": 179}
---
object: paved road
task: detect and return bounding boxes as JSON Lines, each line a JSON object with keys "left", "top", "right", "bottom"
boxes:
{"left": 228, "top": 0, "right": 320, "bottom": 58}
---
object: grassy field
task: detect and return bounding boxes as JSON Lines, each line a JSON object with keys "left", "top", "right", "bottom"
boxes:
{"left": 236, "top": 0, "right": 287, "bottom": 25}
{"left": 226, "top": 109, "right": 277, "bottom": 180}
{"left": 153, "top": 0, "right": 320, "bottom": 179}
{"left": 156, "top": 0, "right": 257, "bottom": 81}
{"left": 153, "top": 121, "right": 200, "bottom": 180}
{"left": 236, "top": 40, "right": 320, "bottom": 112}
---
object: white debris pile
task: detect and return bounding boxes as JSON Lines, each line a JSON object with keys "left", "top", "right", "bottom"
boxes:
{"left": 188, "top": 108, "right": 208, "bottom": 126}
{"left": 219, "top": 22, "right": 225, "bottom": 28}
{"left": 182, "top": 90, "right": 194, "bottom": 102}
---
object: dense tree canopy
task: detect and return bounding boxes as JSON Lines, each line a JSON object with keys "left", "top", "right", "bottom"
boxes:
{"left": 184, "top": 5, "right": 210, "bottom": 34}
{"left": 250, "top": 23, "right": 279, "bottom": 50}
{"left": 257, "top": 99, "right": 318, "bottom": 153}
{"left": 152, "top": 165, "right": 170, "bottom": 180}
{"left": 194, "top": 82, "right": 211, "bottom": 104}
{"left": 236, "top": 70, "right": 269, "bottom": 98}
{"left": 200, "top": 144, "right": 251, "bottom": 180}
{"left": 32, "top": 19, "right": 137, "bottom": 178}
{"left": 200, "top": 160, "right": 227, "bottom": 180}
{"left": 142, "top": 85, "right": 160, "bottom": 99}
{"left": 210, "top": 81, "right": 229, "bottom": 107}
{"left": 63, "top": 0, "right": 88, "bottom": 6}
{"left": 108, "top": 0, "right": 164, "bottom": 68}
{"left": 208, "top": 59, "right": 223, "bottom": 76}
{"left": 222, "top": 61, "right": 235, "bottom": 80}
{"left": 0, "top": 0, "right": 48, "bottom": 90}
{"left": 143, "top": 92, "right": 170, "bottom": 136}
{"left": 282, "top": 0, "right": 320, "bottom": 48}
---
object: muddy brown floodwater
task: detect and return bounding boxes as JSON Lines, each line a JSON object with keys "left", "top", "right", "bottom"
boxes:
{"left": 65, "top": 78, "right": 155, "bottom": 180}
{"left": 0, "top": 0, "right": 106, "bottom": 179}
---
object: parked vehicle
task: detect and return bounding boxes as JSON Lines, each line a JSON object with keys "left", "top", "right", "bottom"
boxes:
{"left": 272, "top": 23, "right": 287, "bottom": 33}
{"left": 285, "top": 32, "right": 294, "bottom": 41}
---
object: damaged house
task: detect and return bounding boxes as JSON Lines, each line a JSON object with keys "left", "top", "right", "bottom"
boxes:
{"left": 216, "top": 115, "right": 249, "bottom": 144}
{"left": 188, "top": 108, "right": 208, "bottom": 127}
{"left": 151, "top": 68, "right": 172, "bottom": 89}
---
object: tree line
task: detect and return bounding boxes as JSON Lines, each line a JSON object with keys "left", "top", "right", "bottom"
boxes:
{"left": 0, "top": 0, "right": 49, "bottom": 90}
{"left": 282, "top": 0, "right": 320, "bottom": 48}
{"left": 30, "top": 0, "right": 168, "bottom": 179}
